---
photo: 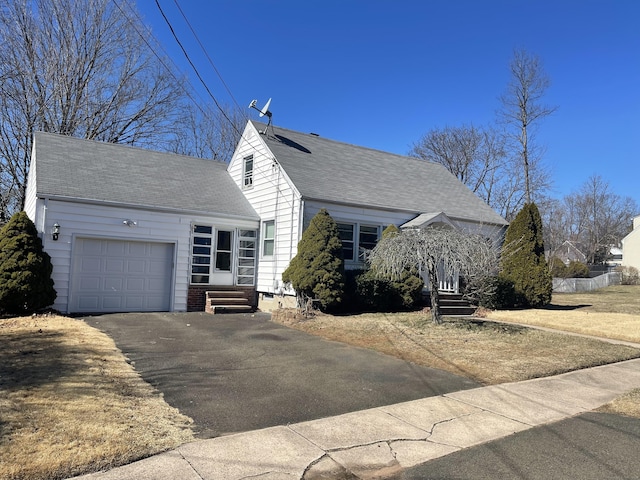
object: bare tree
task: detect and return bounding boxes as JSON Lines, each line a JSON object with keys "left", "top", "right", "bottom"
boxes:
{"left": 498, "top": 49, "right": 556, "bottom": 205}
{"left": 169, "top": 103, "right": 246, "bottom": 162}
{"left": 569, "top": 175, "right": 638, "bottom": 264}
{"left": 367, "top": 226, "right": 502, "bottom": 324}
{"left": 409, "top": 124, "right": 537, "bottom": 221}
{"left": 541, "top": 175, "right": 638, "bottom": 266}
{"left": 539, "top": 196, "right": 574, "bottom": 268}
{"left": 0, "top": 0, "right": 185, "bottom": 218}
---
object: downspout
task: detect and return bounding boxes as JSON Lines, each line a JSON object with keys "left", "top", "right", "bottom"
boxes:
{"left": 41, "top": 198, "right": 49, "bottom": 244}
{"left": 288, "top": 189, "right": 296, "bottom": 263}
{"left": 272, "top": 159, "right": 280, "bottom": 293}
{"left": 299, "top": 199, "right": 305, "bottom": 245}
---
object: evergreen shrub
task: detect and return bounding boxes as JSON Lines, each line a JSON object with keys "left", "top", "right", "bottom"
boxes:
{"left": 281, "top": 209, "right": 345, "bottom": 311}
{"left": 500, "top": 203, "right": 552, "bottom": 308}
{"left": 0, "top": 211, "right": 56, "bottom": 314}
{"left": 566, "top": 261, "right": 590, "bottom": 278}
{"left": 471, "top": 275, "right": 517, "bottom": 310}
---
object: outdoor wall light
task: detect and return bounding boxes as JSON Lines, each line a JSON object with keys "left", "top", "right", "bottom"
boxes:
{"left": 52, "top": 223, "right": 60, "bottom": 241}
{"left": 123, "top": 219, "right": 137, "bottom": 227}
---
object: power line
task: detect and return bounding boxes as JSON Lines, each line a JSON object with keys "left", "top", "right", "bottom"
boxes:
{"left": 112, "top": 0, "right": 285, "bottom": 193}
{"left": 111, "top": 1, "right": 213, "bottom": 124}
{"left": 153, "top": 0, "right": 245, "bottom": 139}
{"left": 171, "top": 0, "right": 245, "bottom": 116}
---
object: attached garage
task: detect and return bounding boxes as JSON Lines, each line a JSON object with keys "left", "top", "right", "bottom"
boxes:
{"left": 25, "top": 131, "right": 261, "bottom": 314}
{"left": 69, "top": 238, "right": 174, "bottom": 313}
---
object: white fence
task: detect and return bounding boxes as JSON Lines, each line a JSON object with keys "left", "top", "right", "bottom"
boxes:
{"left": 553, "top": 272, "right": 621, "bottom": 293}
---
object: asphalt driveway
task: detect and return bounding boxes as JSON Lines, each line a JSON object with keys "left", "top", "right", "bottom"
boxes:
{"left": 81, "top": 312, "right": 479, "bottom": 438}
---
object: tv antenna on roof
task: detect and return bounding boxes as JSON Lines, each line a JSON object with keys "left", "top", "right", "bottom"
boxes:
{"left": 249, "top": 98, "right": 273, "bottom": 134}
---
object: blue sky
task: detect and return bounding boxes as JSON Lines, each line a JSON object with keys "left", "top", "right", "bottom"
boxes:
{"left": 136, "top": 0, "right": 639, "bottom": 208}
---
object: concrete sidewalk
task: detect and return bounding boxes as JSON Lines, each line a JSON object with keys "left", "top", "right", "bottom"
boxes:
{"left": 71, "top": 358, "right": 640, "bottom": 480}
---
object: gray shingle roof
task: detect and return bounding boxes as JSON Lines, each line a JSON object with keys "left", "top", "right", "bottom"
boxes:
{"left": 254, "top": 122, "right": 507, "bottom": 226}
{"left": 32, "top": 132, "right": 258, "bottom": 219}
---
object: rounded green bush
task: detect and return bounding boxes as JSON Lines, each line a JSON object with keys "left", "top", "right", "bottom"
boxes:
{"left": 0, "top": 211, "right": 56, "bottom": 314}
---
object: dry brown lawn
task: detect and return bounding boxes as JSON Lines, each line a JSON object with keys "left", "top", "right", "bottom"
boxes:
{"left": 273, "top": 310, "right": 640, "bottom": 385}
{"left": 2, "top": 286, "right": 638, "bottom": 479}
{"left": 273, "top": 285, "right": 640, "bottom": 419}
{"left": 484, "top": 285, "right": 640, "bottom": 343}
{"left": 0, "top": 315, "right": 194, "bottom": 480}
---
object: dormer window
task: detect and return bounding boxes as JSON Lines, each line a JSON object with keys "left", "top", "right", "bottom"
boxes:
{"left": 243, "top": 155, "right": 253, "bottom": 188}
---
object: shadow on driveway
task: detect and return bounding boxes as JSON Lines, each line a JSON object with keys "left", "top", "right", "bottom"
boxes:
{"left": 82, "top": 312, "right": 480, "bottom": 438}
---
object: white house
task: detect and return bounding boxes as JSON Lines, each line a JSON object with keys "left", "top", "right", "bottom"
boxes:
{"left": 25, "top": 132, "right": 260, "bottom": 314}
{"left": 227, "top": 121, "right": 508, "bottom": 310}
{"left": 25, "top": 122, "right": 508, "bottom": 314}
{"left": 622, "top": 215, "right": 640, "bottom": 271}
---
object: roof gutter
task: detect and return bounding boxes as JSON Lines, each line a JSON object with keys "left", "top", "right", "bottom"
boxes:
{"left": 37, "top": 194, "right": 261, "bottom": 223}
{"left": 301, "top": 196, "right": 509, "bottom": 228}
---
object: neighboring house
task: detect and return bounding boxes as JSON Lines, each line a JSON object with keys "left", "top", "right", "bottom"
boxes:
{"left": 622, "top": 215, "right": 640, "bottom": 271}
{"left": 550, "top": 240, "right": 587, "bottom": 266}
{"left": 228, "top": 121, "right": 508, "bottom": 310}
{"left": 25, "top": 132, "right": 260, "bottom": 314}
{"left": 606, "top": 246, "right": 623, "bottom": 267}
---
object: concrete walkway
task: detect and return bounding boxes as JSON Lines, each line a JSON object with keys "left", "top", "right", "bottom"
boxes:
{"left": 71, "top": 357, "right": 640, "bottom": 480}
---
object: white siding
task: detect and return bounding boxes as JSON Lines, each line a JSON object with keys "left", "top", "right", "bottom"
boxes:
{"left": 229, "top": 123, "right": 506, "bottom": 297}
{"left": 24, "top": 150, "right": 38, "bottom": 221}
{"left": 229, "top": 123, "right": 302, "bottom": 294}
{"left": 35, "top": 199, "right": 258, "bottom": 313}
{"left": 622, "top": 218, "right": 640, "bottom": 270}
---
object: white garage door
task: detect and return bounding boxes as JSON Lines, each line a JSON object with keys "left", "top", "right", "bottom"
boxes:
{"left": 70, "top": 238, "right": 173, "bottom": 313}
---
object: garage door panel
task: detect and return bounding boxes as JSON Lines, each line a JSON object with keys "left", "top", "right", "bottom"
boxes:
{"left": 104, "top": 277, "right": 123, "bottom": 291}
{"left": 103, "top": 296, "right": 124, "bottom": 309}
{"left": 145, "top": 297, "right": 166, "bottom": 310}
{"left": 148, "top": 260, "right": 168, "bottom": 275}
{"left": 105, "top": 258, "right": 125, "bottom": 273}
{"left": 125, "top": 297, "right": 144, "bottom": 309}
{"left": 80, "top": 257, "right": 101, "bottom": 272}
{"left": 79, "top": 240, "right": 103, "bottom": 255}
{"left": 78, "top": 276, "right": 101, "bottom": 291}
{"left": 71, "top": 238, "right": 172, "bottom": 313}
{"left": 78, "top": 297, "right": 100, "bottom": 310}
{"left": 126, "top": 277, "right": 145, "bottom": 291}
{"left": 127, "top": 242, "right": 147, "bottom": 256}
{"left": 127, "top": 259, "right": 146, "bottom": 274}
{"left": 148, "top": 277, "right": 167, "bottom": 290}
{"left": 106, "top": 241, "right": 126, "bottom": 255}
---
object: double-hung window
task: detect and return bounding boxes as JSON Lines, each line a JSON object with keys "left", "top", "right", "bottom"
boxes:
{"left": 243, "top": 155, "right": 254, "bottom": 188}
{"left": 337, "top": 223, "right": 355, "bottom": 261}
{"left": 358, "top": 225, "right": 379, "bottom": 259}
{"left": 336, "top": 223, "right": 380, "bottom": 262}
{"left": 262, "top": 220, "right": 275, "bottom": 257}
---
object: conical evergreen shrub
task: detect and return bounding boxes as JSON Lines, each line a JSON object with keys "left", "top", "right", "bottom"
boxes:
{"left": 0, "top": 211, "right": 56, "bottom": 314}
{"left": 500, "top": 203, "right": 552, "bottom": 307}
{"left": 282, "top": 209, "right": 345, "bottom": 310}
